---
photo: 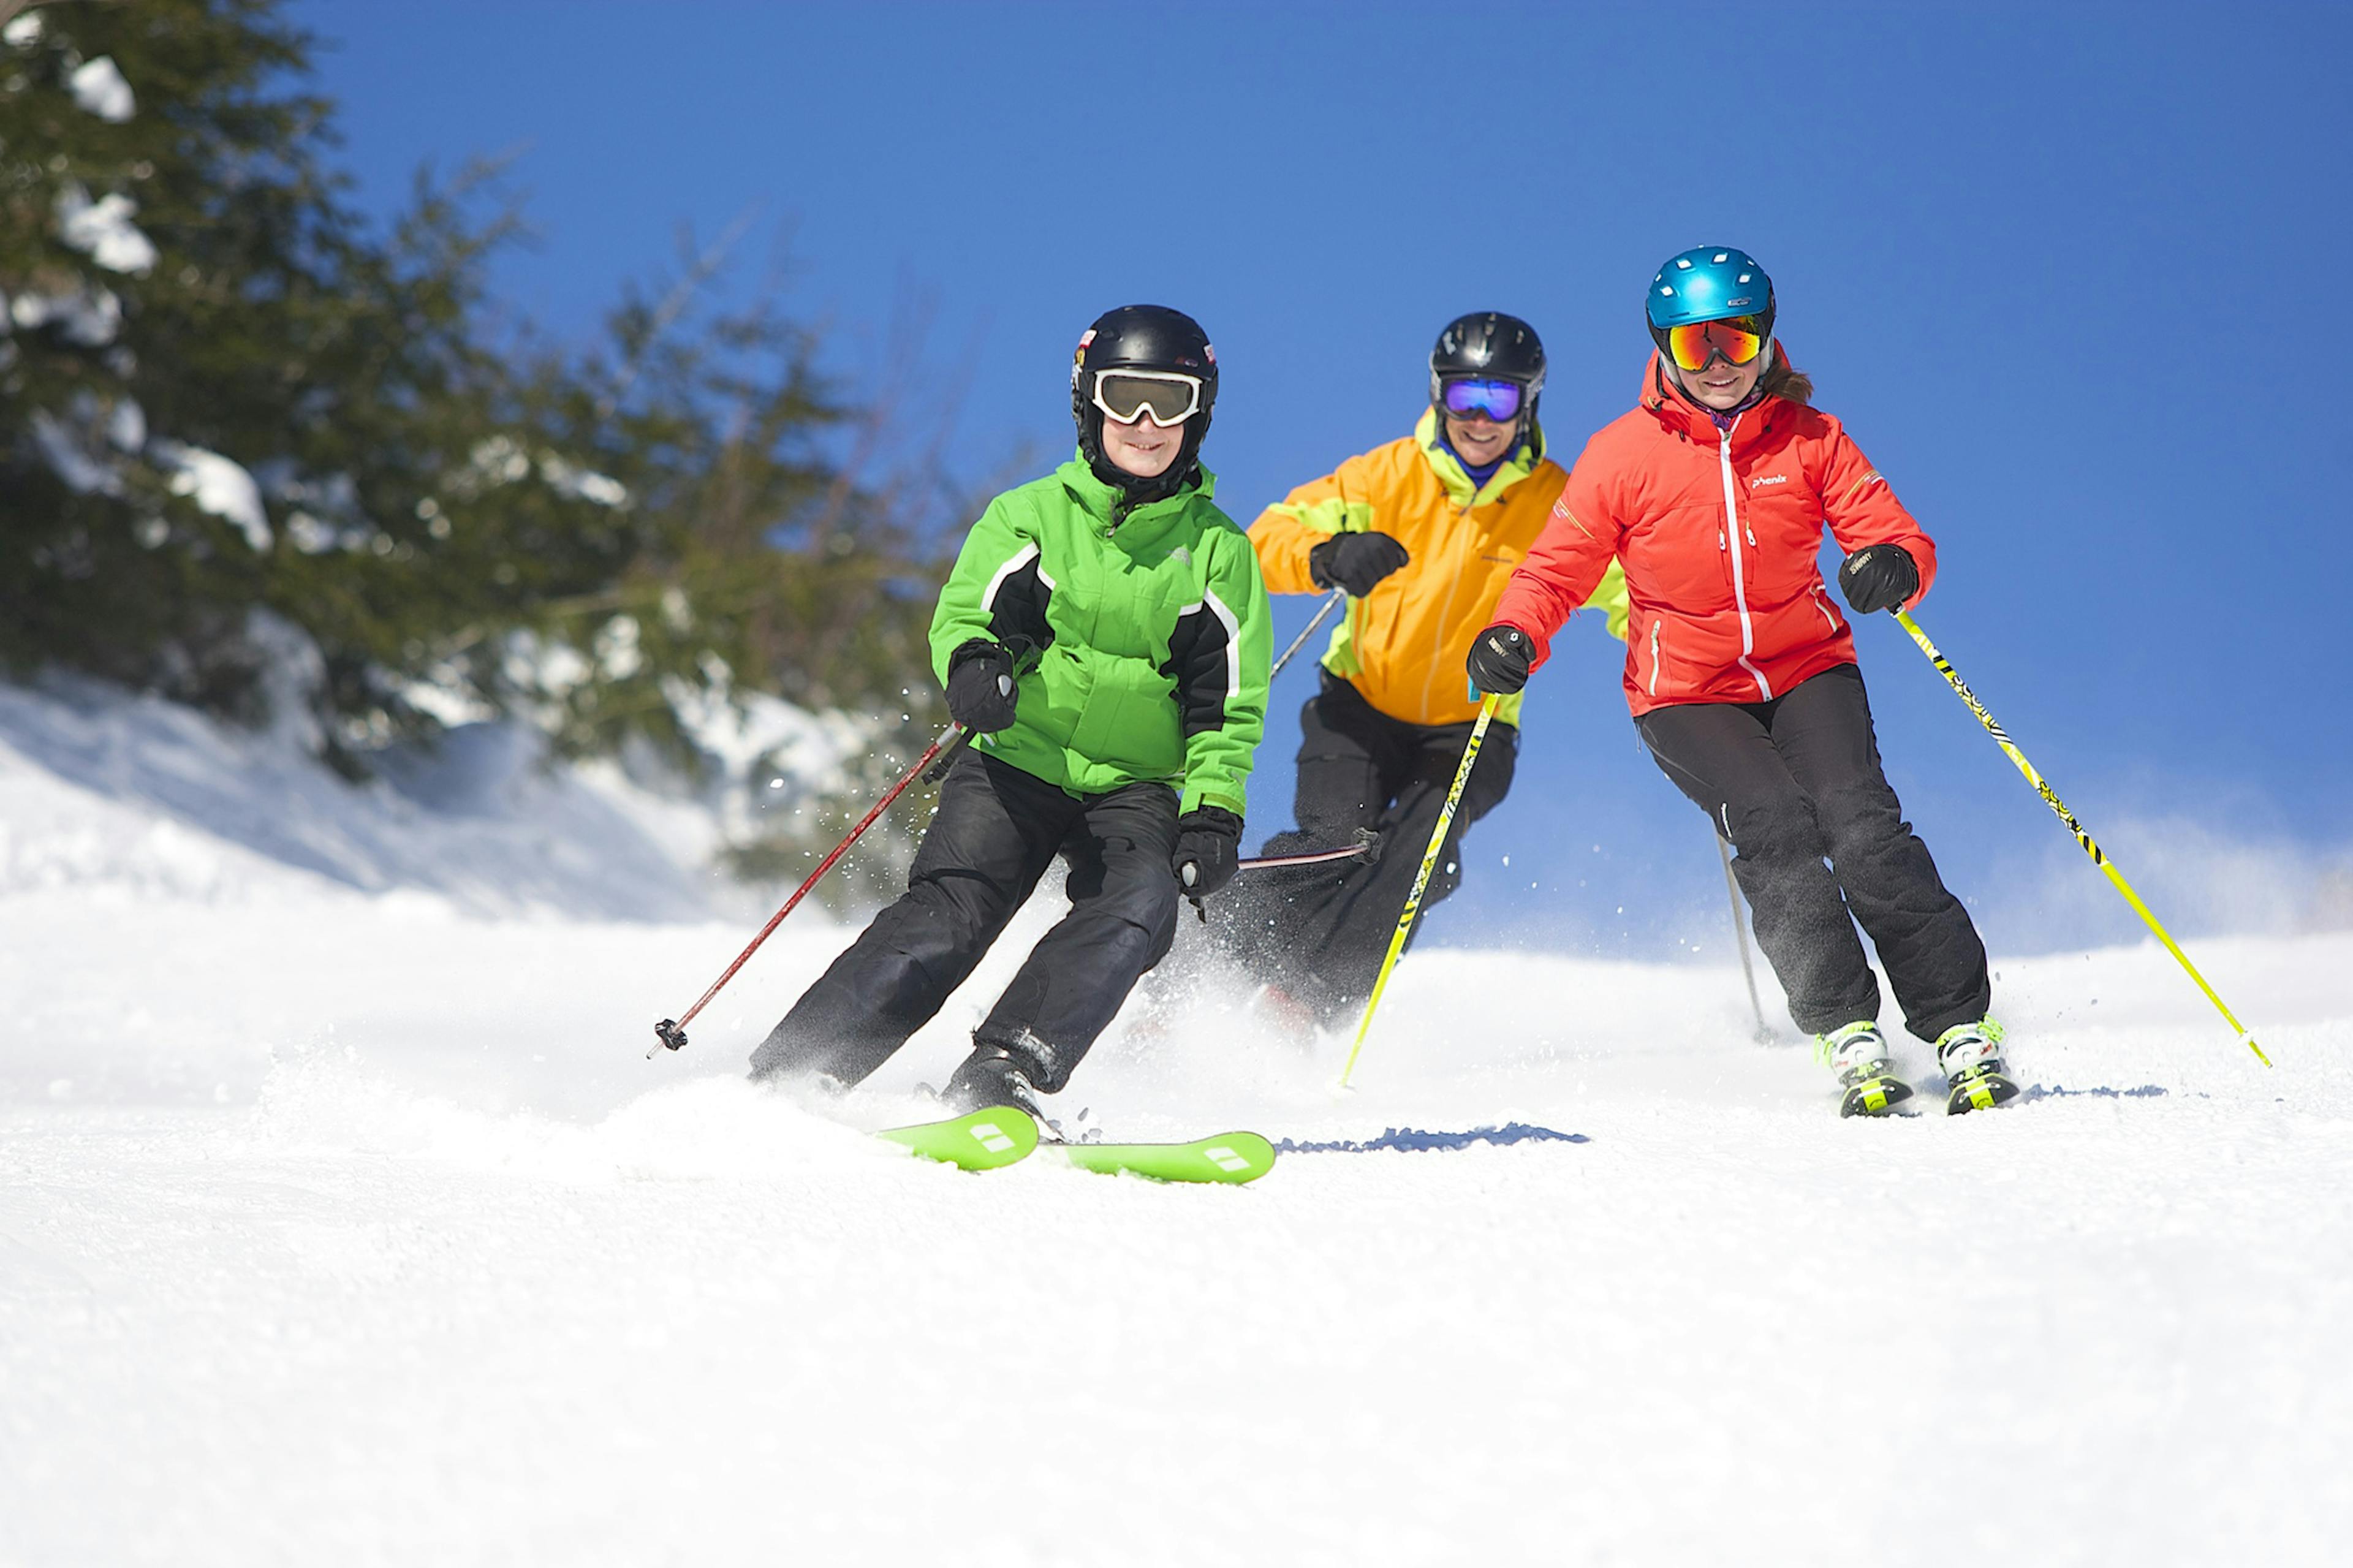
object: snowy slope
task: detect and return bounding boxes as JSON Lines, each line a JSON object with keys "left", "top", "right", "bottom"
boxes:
{"left": 4, "top": 681, "right": 2349, "bottom": 1566}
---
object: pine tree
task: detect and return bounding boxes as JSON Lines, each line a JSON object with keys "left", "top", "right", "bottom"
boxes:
{"left": 1, "top": 0, "right": 950, "bottom": 871}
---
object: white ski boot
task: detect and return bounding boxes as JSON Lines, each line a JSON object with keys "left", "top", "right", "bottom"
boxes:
{"left": 1815, "top": 1020, "right": 1912, "bottom": 1118}
{"left": 1936, "top": 1018, "right": 2019, "bottom": 1115}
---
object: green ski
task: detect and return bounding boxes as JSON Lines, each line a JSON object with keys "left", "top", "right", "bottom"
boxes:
{"left": 877, "top": 1106, "right": 1040, "bottom": 1171}
{"left": 1045, "top": 1131, "right": 1277, "bottom": 1185}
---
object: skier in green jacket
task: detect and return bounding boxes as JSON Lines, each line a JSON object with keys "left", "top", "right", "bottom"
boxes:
{"left": 749, "top": 305, "right": 1273, "bottom": 1113}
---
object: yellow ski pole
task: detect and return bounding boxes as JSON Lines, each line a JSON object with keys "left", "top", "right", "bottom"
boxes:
{"left": 1338, "top": 694, "right": 1499, "bottom": 1088}
{"left": 1892, "top": 608, "right": 2268, "bottom": 1066}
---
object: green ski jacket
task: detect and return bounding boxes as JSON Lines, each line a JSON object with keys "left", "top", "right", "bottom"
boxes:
{"left": 930, "top": 456, "right": 1271, "bottom": 816}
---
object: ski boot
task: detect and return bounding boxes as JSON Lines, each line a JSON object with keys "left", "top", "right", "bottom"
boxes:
{"left": 941, "top": 1043, "right": 1045, "bottom": 1118}
{"left": 1815, "top": 1020, "right": 1913, "bottom": 1118}
{"left": 1248, "top": 983, "right": 1322, "bottom": 1048}
{"left": 1936, "top": 1018, "right": 2018, "bottom": 1115}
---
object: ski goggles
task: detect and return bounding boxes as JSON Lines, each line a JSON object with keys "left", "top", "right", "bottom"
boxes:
{"left": 1663, "top": 314, "right": 1769, "bottom": 373}
{"left": 1091, "top": 369, "right": 1205, "bottom": 427}
{"left": 1438, "top": 377, "right": 1525, "bottom": 422}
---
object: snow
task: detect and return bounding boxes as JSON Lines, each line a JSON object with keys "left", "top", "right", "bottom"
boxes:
{"left": 539, "top": 450, "right": 631, "bottom": 507}
{"left": 4, "top": 677, "right": 2349, "bottom": 1564}
{"left": 67, "top": 55, "right": 135, "bottom": 123}
{"left": 56, "top": 181, "right": 157, "bottom": 276}
{"left": 10, "top": 281, "right": 122, "bottom": 346}
{"left": 29, "top": 407, "right": 122, "bottom": 494}
{"left": 0, "top": 676, "right": 720, "bottom": 920}
{"left": 105, "top": 395, "right": 145, "bottom": 452}
{"left": 148, "top": 439, "right": 273, "bottom": 550}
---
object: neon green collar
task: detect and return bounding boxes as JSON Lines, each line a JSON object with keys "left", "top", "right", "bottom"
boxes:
{"left": 1415, "top": 407, "right": 1544, "bottom": 507}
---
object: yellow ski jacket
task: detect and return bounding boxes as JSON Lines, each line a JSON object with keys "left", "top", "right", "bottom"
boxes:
{"left": 1249, "top": 409, "right": 1627, "bottom": 727}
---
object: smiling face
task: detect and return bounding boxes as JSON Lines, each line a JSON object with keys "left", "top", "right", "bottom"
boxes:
{"left": 1670, "top": 340, "right": 1770, "bottom": 411}
{"left": 1443, "top": 410, "right": 1518, "bottom": 468}
{"left": 1097, "top": 408, "right": 1185, "bottom": 478}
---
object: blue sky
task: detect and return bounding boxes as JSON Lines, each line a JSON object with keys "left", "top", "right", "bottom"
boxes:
{"left": 295, "top": 1, "right": 2351, "bottom": 960}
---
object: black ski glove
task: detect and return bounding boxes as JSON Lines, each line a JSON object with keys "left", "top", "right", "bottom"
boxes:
{"left": 944, "top": 639, "right": 1020, "bottom": 733}
{"left": 1464, "top": 623, "right": 1535, "bottom": 697}
{"left": 1170, "top": 806, "right": 1245, "bottom": 898}
{"left": 1308, "top": 531, "right": 1411, "bottom": 597}
{"left": 1837, "top": 543, "right": 1919, "bottom": 615}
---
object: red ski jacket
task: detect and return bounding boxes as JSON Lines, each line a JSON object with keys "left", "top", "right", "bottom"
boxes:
{"left": 1490, "top": 352, "right": 1938, "bottom": 716}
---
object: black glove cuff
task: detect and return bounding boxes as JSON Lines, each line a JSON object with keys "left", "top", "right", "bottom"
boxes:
{"left": 949, "top": 638, "right": 1004, "bottom": 673}
{"left": 1180, "top": 805, "right": 1244, "bottom": 836}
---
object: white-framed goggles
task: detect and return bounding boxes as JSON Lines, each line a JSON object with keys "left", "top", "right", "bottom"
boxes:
{"left": 1091, "top": 369, "right": 1204, "bottom": 428}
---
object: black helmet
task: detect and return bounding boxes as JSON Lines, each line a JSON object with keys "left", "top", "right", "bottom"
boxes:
{"left": 1428, "top": 311, "right": 1546, "bottom": 441}
{"left": 1070, "top": 304, "right": 1218, "bottom": 506}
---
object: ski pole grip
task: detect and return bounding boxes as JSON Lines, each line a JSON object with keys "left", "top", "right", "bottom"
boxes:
{"left": 920, "top": 725, "right": 973, "bottom": 784}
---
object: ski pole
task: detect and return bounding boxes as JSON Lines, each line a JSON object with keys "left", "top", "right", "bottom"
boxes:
{"left": 1338, "top": 695, "right": 1499, "bottom": 1088}
{"left": 651, "top": 724, "right": 964, "bottom": 1058}
{"left": 1891, "top": 608, "right": 2268, "bottom": 1066}
{"left": 920, "top": 725, "right": 974, "bottom": 784}
{"left": 1271, "top": 589, "right": 1347, "bottom": 680}
{"left": 1716, "top": 832, "right": 1771, "bottom": 1042}
{"left": 1188, "top": 830, "right": 1381, "bottom": 926}
{"left": 1236, "top": 827, "right": 1382, "bottom": 874}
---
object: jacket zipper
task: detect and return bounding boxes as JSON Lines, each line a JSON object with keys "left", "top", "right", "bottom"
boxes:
{"left": 1647, "top": 618, "right": 1663, "bottom": 695}
{"left": 1716, "top": 418, "right": 1771, "bottom": 700}
{"left": 1417, "top": 499, "right": 1476, "bottom": 718}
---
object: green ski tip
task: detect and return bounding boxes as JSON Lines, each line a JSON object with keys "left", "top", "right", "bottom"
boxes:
{"left": 1048, "top": 1131, "right": 1276, "bottom": 1185}
{"left": 877, "top": 1106, "right": 1040, "bottom": 1171}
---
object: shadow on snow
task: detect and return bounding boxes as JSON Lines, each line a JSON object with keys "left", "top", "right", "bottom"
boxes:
{"left": 1275, "top": 1123, "right": 1590, "bottom": 1155}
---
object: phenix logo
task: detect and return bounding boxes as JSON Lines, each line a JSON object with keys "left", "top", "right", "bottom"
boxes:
{"left": 1749, "top": 474, "right": 1788, "bottom": 489}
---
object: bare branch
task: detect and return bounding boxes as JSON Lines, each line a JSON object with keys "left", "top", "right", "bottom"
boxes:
{"left": 596, "top": 201, "right": 765, "bottom": 418}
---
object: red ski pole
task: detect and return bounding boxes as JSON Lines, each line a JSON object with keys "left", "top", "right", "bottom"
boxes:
{"left": 650, "top": 724, "right": 966, "bottom": 1058}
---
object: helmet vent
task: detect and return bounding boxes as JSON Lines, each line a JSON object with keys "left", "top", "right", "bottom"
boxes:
{"left": 1647, "top": 244, "right": 1774, "bottom": 334}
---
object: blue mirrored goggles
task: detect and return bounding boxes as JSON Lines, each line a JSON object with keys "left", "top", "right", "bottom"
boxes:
{"left": 1439, "top": 377, "right": 1524, "bottom": 422}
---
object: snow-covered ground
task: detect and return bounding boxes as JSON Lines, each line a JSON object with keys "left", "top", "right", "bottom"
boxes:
{"left": 4, "top": 681, "right": 2349, "bottom": 1566}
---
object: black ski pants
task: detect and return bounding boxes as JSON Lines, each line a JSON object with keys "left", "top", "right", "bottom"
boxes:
{"left": 748, "top": 751, "right": 1181, "bottom": 1093}
{"left": 1212, "top": 672, "right": 1516, "bottom": 1019}
{"left": 1635, "top": 662, "right": 1990, "bottom": 1042}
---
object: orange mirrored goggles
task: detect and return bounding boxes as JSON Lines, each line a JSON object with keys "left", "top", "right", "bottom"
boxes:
{"left": 1664, "top": 315, "right": 1769, "bottom": 372}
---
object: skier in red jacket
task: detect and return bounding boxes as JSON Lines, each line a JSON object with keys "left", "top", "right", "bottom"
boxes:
{"left": 1468, "top": 246, "right": 2014, "bottom": 1116}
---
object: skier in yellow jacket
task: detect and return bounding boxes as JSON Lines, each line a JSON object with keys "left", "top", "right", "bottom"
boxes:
{"left": 1214, "top": 312, "right": 1626, "bottom": 1025}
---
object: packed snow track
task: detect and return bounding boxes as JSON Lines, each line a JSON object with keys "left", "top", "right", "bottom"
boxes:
{"left": 4, "top": 689, "right": 2348, "bottom": 1564}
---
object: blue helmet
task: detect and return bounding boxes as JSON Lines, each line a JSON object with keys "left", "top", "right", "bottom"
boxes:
{"left": 1646, "top": 246, "right": 1776, "bottom": 335}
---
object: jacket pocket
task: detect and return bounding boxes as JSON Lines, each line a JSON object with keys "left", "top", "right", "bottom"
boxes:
{"left": 1810, "top": 582, "right": 1843, "bottom": 634}
{"left": 1068, "top": 653, "right": 1183, "bottom": 781}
